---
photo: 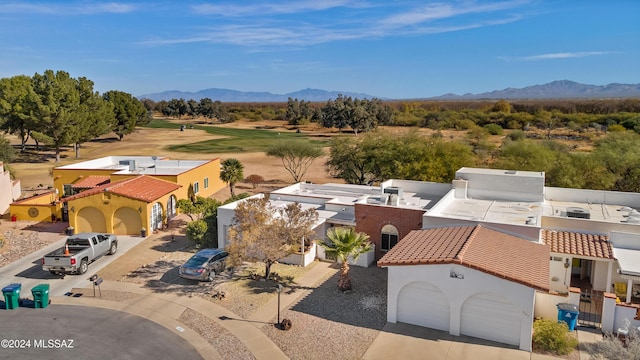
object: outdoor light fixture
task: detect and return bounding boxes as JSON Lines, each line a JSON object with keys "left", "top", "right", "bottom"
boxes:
{"left": 138, "top": 207, "right": 142, "bottom": 213}
{"left": 276, "top": 283, "right": 283, "bottom": 325}
{"left": 70, "top": 206, "right": 75, "bottom": 213}
{"left": 564, "top": 258, "right": 570, "bottom": 269}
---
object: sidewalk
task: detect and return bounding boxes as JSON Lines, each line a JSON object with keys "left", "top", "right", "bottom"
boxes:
{"left": 52, "top": 279, "right": 290, "bottom": 360}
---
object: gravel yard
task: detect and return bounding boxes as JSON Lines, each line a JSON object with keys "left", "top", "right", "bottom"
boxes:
{"left": 0, "top": 221, "right": 67, "bottom": 267}
{"left": 261, "top": 266, "right": 388, "bottom": 360}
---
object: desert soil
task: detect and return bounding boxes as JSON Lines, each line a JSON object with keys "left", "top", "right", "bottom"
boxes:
{"left": 7, "top": 118, "right": 339, "bottom": 195}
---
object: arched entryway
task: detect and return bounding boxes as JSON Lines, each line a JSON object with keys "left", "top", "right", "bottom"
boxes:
{"left": 76, "top": 207, "right": 107, "bottom": 233}
{"left": 113, "top": 207, "right": 143, "bottom": 235}
{"left": 460, "top": 292, "right": 521, "bottom": 346}
{"left": 397, "top": 281, "right": 450, "bottom": 332}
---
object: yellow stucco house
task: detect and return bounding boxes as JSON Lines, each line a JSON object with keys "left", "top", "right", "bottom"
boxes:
{"left": 10, "top": 156, "right": 225, "bottom": 235}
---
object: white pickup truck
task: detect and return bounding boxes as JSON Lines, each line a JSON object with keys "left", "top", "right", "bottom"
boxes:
{"left": 42, "top": 233, "right": 118, "bottom": 275}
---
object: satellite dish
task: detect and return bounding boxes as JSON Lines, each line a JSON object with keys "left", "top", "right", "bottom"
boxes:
{"left": 152, "top": 156, "right": 158, "bottom": 161}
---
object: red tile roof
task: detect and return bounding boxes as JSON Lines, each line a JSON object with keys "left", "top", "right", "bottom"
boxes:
{"left": 63, "top": 175, "right": 181, "bottom": 203}
{"left": 542, "top": 229, "right": 613, "bottom": 259}
{"left": 72, "top": 176, "right": 110, "bottom": 189}
{"left": 378, "top": 225, "right": 549, "bottom": 291}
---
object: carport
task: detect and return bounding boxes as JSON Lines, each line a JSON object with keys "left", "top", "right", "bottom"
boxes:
{"left": 378, "top": 225, "right": 550, "bottom": 352}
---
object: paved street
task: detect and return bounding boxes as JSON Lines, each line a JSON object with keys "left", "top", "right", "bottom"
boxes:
{"left": 0, "top": 305, "right": 201, "bottom": 360}
{"left": 0, "top": 234, "right": 145, "bottom": 297}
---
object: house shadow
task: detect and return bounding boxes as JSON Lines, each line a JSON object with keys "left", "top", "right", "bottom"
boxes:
{"left": 289, "top": 265, "right": 388, "bottom": 330}
{"left": 23, "top": 221, "right": 69, "bottom": 234}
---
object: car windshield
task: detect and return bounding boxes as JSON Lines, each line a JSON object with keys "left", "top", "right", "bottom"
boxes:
{"left": 183, "top": 255, "right": 209, "bottom": 268}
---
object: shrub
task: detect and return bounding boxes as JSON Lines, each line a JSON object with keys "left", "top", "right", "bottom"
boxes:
{"left": 185, "top": 219, "right": 208, "bottom": 246}
{"left": 532, "top": 319, "right": 578, "bottom": 355}
{"left": 607, "top": 124, "right": 627, "bottom": 132}
{"left": 483, "top": 123, "right": 504, "bottom": 135}
{"left": 590, "top": 333, "right": 640, "bottom": 360}
{"left": 245, "top": 174, "right": 265, "bottom": 189}
{"left": 507, "top": 130, "right": 526, "bottom": 141}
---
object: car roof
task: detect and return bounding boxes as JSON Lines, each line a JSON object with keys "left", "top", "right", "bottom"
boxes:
{"left": 194, "top": 248, "right": 227, "bottom": 257}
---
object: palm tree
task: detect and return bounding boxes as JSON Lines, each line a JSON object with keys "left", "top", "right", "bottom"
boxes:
{"left": 220, "top": 158, "right": 244, "bottom": 197}
{"left": 320, "top": 227, "right": 372, "bottom": 291}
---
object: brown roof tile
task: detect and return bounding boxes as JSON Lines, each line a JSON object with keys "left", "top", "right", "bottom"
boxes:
{"left": 63, "top": 175, "right": 181, "bottom": 203}
{"left": 378, "top": 225, "right": 549, "bottom": 291}
{"left": 72, "top": 176, "right": 110, "bottom": 189}
{"left": 542, "top": 229, "right": 613, "bottom": 259}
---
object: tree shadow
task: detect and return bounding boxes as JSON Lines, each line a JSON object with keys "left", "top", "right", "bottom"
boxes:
{"left": 148, "top": 233, "right": 192, "bottom": 253}
{"left": 89, "top": 137, "right": 120, "bottom": 144}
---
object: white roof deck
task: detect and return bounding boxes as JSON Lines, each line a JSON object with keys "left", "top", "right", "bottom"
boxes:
{"left": 55, "top": 156, "right": 211, "bottom": 176}
{"left": 271, "top": 182, "right": 448, "bottom": 211}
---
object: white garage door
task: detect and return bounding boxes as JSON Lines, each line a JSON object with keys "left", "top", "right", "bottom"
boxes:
{"left": 460, "top": 293, "right": 521, "bottom": 346}
{"left": 397, "top": 281, "right": 450, "bottom": 332}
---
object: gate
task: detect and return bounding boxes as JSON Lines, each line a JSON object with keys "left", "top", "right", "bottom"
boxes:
{"left": 578, "top": 289, "right": 603, "bottom": 328}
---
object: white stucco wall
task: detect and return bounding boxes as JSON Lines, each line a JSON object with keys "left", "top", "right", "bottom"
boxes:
{"left": 0, "top": 162, "right": 20, "bottom": 215}
{"left": 386, "top": 263, "right": 536, "bottom": 351}
{"left": 535, "top": 291, "right": 571, "bottom": 320}
{"left": 592, "top": 260, "right": 613, "bottom": 291}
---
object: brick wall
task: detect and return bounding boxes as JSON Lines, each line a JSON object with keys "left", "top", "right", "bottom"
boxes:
{"left": 355, "top": 203, "right": 425, "bottom": 260}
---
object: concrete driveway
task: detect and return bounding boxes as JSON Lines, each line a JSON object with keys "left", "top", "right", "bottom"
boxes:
{"left": 0, "top": 234, "right": 146, "bottom": 296}
{"left": 0, "top": 305, "right": 201, "bottom": 360}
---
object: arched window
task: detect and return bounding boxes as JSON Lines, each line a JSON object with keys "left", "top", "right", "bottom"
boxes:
{"left": 167, "top": 195, "right": 177, "bottom": 219}
{"left": 151, "top": 202, "right": 163, "bottom": 231}
{"left": 381, "top": 224, "right": 399, "bottom": 251}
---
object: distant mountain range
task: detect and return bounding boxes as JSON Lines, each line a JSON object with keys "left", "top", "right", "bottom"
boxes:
{"left": 139, "top": 80, "right": 640, "bottom": 102}
{"left": 428, "top": 80, "right": 640, "bottom": 100}
{"left": 139, "top": 88, "right": 378, "bottom": 102}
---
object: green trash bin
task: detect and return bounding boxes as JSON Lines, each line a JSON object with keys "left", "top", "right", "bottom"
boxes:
{"left": 2, "top": 283, "right": 22, "bottom": 310}
{"left": 31, "top": 284, "right": 50, "bottom": 309}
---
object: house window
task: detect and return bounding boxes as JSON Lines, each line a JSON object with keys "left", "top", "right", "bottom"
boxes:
{"left": 381, "top": 224, "right": 399, "bottom": 251}
{"left": 204, "top": 177, "right": 209, "bottom": 189}
{"left": 63, "top": 184, "right": 74, "bottom": 197}
{"left": 193, "top": 181, "right": 200, "bottom": 194}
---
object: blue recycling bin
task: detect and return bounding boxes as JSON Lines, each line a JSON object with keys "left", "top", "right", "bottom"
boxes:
{"left": 557, "top": 303, "right": 579, "bottom": 331}
{"left": 2, "top": 283, "right": 22, "bottom": 310}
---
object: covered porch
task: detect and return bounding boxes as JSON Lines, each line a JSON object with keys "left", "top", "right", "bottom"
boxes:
{"left": 610, "top": 231, "right": 640, "bottom": 305}
{"left": 543, "top": 229, "right": 616, "bottom": 294}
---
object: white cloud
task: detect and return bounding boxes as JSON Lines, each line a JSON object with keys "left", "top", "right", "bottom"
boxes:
{"left": 0, "top": 2, "right": 136, "bottom": 15}
{"left": 501, "top": 51, "right": 612, "bottom": 61}
{"left": 145, "top": 1, "right": 532, "bottom": 49}
{"left": 379, "top": 0, "right": 529, "bottom": 28}
{"left": 192, "top": 0, "right": 363, "bottom": 16}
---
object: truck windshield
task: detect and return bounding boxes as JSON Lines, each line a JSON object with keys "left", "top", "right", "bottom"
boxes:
{"left": 67, "top": 238, "right": 91, "bottom": 246}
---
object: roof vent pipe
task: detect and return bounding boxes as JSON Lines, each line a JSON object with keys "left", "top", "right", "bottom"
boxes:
{"left": 452, "top": 179, "right": 468, "bottom": 199}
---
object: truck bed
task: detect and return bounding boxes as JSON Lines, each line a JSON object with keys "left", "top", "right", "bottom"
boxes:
{"left": 44, "top": 246, "right": 88, "bottom": 258}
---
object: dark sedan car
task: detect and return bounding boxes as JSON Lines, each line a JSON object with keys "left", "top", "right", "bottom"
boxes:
{"left": 179, "top": 248, "right": 229, "bottom": 281}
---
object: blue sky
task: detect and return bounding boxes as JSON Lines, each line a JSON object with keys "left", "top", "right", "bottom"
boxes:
{"left": 1, "top": 1, "right": 638, "bottom": 99}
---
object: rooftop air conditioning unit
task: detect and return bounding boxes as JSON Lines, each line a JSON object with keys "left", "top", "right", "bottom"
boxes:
{"left": 566, "top": 207, "right": 590, "bottom": 219}
{"left": 118, "top": 160, "right": 136, "bottom": 171}
{"left": 384, "top": 186, "right": 403, "bottom": 197}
